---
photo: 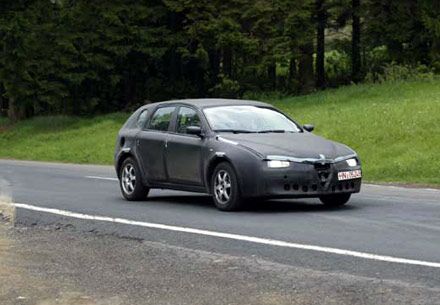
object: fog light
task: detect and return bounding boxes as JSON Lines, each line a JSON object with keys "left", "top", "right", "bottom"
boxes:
{"left": 267, "top": 160, "right": 290, "bottom": 168}
{"left": 346, "top": 158, "right": 357, "bottom": 167}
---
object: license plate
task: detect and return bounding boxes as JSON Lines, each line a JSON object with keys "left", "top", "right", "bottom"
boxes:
{"left": 338, "top": 170, "right": 362, "bottom": 181}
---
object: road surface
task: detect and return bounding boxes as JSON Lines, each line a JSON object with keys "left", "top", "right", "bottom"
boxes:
{"left": 0, "top": 159, "right": 439, "bottom": 298}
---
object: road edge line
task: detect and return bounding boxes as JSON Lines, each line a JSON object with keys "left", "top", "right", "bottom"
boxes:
{"left": 12, "top": 202, "right": 440, "bottom": 269}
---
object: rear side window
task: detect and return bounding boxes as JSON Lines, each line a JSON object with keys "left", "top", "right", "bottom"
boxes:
{"left": 149, "top": 107, "right": 175, "bottom": 131}
{"left": 136, "top": 110, "right": 149, "bottom": 129}
{"left": 176, "top": 107, "right": 201, "bottom": 134}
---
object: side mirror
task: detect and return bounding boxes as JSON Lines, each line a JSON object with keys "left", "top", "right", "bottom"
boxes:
{"left": 186, "top": 126, "right": 203, "bottom": 137}
{"left": 303, "top": 124, "right": 315, "bottom": 132}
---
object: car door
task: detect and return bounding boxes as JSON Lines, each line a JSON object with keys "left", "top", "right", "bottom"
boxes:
{"left": 136, "top": 106, "right": 176, "bottom": 182}
{"left": 165, "top": 106, "right": 205, "bottom": 185}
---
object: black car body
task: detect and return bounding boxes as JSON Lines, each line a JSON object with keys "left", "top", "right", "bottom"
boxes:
{"left": 115, "top": 99, "right": 362, "bottom": 211}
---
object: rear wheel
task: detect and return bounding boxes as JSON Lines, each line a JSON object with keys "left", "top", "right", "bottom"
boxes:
{"left": 119, "top": 157, "right": 149, "bottom": 201}
{"left": 319, "top": 193, "right": 351, "bottom": 207}
{"left": 211, "top": 162, "right": 243, "bottom": 211}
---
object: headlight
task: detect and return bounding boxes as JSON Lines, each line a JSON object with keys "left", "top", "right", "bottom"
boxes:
{"left": 267, "top": 160, "right": 290, "bottom": 168}
{"left": 346, "top": 158, "right": 358, "bottom": 167}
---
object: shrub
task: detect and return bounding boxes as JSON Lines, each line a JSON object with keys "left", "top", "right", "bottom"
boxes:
{"left": 324, "top": 50, "right": 351, "bottom": 87}
{"left": 365, "top": 62, "right": 435, "bottom": 83}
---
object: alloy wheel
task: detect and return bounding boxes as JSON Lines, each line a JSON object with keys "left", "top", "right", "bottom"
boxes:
{"left": 214, "top": 170, "right": 232, "bottom": 204}
{"left": 121, "top": 163, "right": 136, "bottom": 195}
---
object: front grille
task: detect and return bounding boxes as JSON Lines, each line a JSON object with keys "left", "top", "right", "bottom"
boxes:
{"left": 314, "top": 162, "right": 331, "bottom": 188}
{"left": 318, "top": 171, "right": 330, "bottom": 181}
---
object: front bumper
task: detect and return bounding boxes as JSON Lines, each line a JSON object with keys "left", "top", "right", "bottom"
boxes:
{"left": 256, "top": 161, "right": 362, "bottom": 198}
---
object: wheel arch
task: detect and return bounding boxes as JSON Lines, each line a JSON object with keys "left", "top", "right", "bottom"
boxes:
{"left": 116, "top": 152, "right": 132, "bottom": 178}
{"left": 116, "top": 150, "right": 151, "bottom": 188}
{"left": 205, "top": 155, "right": 240, "bottom": 194}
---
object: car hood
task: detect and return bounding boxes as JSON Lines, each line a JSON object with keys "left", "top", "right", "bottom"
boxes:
{"left": 218, "top": 132, "right": 355, "bottom": 160}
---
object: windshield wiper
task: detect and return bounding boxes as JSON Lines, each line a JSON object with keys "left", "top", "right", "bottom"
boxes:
{"left": 257, "top": 129, "right": 287, "bottom": 133}
{"left": 214, "top": 129, "right": 257, "bottom": 134}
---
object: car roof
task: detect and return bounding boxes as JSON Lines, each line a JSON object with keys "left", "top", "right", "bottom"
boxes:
{"left": 139, "top": 98, "right": 273, "bottom": 110}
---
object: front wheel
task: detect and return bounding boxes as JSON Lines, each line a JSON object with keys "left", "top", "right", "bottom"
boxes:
{"left": 119, "top": 157, "right": 149, "bottom": 201}
{"left": 319, "top": 193, "right": 351, "bottom": 207}
{"left": 211, "top": 162, "right": 243, "bottom": 211}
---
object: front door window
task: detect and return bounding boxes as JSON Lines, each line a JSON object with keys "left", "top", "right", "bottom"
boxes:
{"left": 176, "top": 107, "right": 201, "bottom": 134}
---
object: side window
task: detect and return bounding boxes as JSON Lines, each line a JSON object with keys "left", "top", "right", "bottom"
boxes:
{"left": 149, "top": 107, "right": 175, "bottom": 131}
{"left": 176, "top": 107, "right": 201, "bottom": 134}
{"left": 136, "top": 110, "right": 149, "bottom": 129}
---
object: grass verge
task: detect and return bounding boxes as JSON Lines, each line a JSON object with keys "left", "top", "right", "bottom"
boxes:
{"left": 0, "top": 113, "right": 128, "bottom": 165}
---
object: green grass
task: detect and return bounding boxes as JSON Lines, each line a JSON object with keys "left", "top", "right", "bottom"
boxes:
{"left": 0, "top": 79, "right": 439, "bottom": 185}
{"left": 0, "top": 113, "right": 128, "bottom": 165}
{"left": 262, "top": 80, "right": 440, "bottom": 185}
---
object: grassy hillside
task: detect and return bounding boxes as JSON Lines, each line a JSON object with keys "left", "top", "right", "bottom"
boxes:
{"left": 264, "top": 80, "right": 440, "bottom": 185}
{"left": 0, "top": 80, "right": 439, "bottom": 185}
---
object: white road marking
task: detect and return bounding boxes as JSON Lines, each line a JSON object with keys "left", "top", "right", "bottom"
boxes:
{"left": 12, "top": 202, "right": 440, "bottom": 269}
{"left": 85, "top": 176, "right": 118, "bottom": 181}
{"left": 365, "top": 184, "right": 440, "bottom": 193}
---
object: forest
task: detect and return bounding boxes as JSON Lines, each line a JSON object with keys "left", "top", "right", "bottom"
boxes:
{"left": 0, "top": 0, "right": 438, "bottom": 121}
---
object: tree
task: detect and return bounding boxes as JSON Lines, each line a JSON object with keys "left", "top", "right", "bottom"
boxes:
{"left": 351, "top": 0, "right": 361, "bottom": 82}
{"left": 315, "top": 0, "right": 327, "bottom": 88}
{"left": 419, "top": 0, "right": 440, "bottom": 72}
{"left": 0, "top": 0, "right": 438, "bottom": 120}
{"left": 363, "top": 0, "right": 437, "bottom": 66}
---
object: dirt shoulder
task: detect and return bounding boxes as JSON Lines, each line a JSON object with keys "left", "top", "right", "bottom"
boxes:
{"left": 0, "top": 220, "right": 439, "bottom": 305}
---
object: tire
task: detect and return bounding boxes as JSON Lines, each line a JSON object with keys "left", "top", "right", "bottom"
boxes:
{"left": 211, "top": 162, "right": 243, "bottom": 211}
{"left": 319, "top": 193, "right": 351, "bottom": 207}
{"left": 119, "top": 157, "right": 149, "bottom": 201}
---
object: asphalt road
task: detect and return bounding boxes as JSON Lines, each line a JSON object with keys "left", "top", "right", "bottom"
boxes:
{"left": 0, "top": 159, "right": 439, "bottom": 290}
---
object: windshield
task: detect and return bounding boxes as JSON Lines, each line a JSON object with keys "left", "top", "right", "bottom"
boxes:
{"left": 203, "top": 105, "right": 301, "bottom": 133}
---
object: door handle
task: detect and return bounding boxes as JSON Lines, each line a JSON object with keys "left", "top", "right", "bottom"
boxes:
{"left": 164, "top": 139, "right": 168, "bottom": 148}
{"left": 136, "top": 139, "right": 140, "bottom": 146}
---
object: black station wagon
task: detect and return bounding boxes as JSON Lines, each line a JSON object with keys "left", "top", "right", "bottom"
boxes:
{"left": 115, "top": 99, "right": 362, "bottom": 211}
